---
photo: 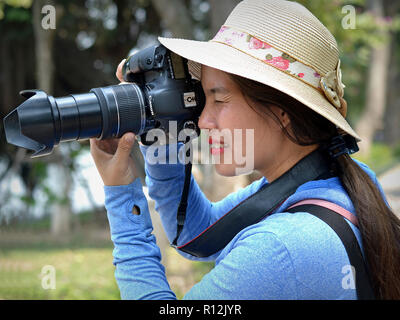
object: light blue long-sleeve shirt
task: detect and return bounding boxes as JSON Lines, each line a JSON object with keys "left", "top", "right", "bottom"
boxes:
{"left": 104, "top": 143, "right": 386, "bottom": 300}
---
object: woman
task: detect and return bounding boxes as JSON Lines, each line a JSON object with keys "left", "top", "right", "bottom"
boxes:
{"left": 90, "top": 0, "right": 400, "bottom": 299}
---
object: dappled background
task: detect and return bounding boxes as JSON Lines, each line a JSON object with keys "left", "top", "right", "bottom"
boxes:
{"left": 0, "top": 0, "right": 399, "bottom": 299}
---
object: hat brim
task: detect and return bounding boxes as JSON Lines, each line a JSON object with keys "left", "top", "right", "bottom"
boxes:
{"left": 158, "top": 36, "right": 361, "bottom": 141}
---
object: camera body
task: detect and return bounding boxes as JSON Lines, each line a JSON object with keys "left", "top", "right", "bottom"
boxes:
{"left": 121, "top": 44, "right": 205, "bottom": 145}
{"left": 3, "top": 44, "right": 205, "bottom": 156}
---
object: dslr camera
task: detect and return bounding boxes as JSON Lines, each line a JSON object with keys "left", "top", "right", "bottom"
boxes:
{"left": 3, "top": 44, "right": 205, "bottom": 157}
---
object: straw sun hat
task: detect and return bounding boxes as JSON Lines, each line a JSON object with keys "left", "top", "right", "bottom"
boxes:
{"left": 158, "top": 0, "right": 361, "bottom": 141}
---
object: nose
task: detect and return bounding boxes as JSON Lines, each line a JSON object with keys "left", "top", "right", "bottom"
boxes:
{"left": 198, "top": 102, "right": 216, "bottom": 130}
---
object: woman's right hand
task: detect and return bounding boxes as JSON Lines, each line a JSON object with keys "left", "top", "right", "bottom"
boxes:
{"left": 90, "top": 132, "right": 139, "bottom": 186}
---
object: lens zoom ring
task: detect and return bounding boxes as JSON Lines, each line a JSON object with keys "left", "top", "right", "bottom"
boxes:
{"left": 112, "top": 84, "right": 143, "bottom": 135}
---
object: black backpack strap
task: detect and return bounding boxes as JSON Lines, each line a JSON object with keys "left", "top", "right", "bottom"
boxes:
{"left": 286, "top": 204, "right": 375, "bottom": 300}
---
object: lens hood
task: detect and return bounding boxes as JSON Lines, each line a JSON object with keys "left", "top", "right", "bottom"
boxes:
{"left": 3, "top": 90, "right": 58, "bottom": 157}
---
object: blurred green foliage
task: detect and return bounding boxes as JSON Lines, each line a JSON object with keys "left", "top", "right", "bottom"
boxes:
{"left": 353, "top": 142, "right": 400, "bottom": 174}
{"left": 0, "top": 0, "right": 32, "bottom": 20}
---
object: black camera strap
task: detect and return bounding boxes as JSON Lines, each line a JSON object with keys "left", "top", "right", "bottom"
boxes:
{"left": 172, "top": 160, "right": 193, "bottom": 247}
{"left": 172, "top": 148, "right": 336, "bottom": 257}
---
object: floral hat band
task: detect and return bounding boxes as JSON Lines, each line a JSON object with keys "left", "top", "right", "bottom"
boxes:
{"left": 210, "top": 25, "right": 347, "bottom": 117}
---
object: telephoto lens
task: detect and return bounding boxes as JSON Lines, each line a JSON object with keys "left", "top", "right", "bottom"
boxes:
{"left": 3, "top": 83, "right": 146, "bottom": 157}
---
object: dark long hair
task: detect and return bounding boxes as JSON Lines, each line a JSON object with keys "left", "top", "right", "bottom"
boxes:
{"left": 228, "top": 73, "right": 400, "bottom": 299}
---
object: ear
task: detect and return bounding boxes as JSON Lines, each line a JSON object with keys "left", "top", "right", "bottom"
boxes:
{"left": 270, "top": 105, "right": 290, "bottom": 129}
{"left": 279, "top": 110, "right": 290, "bottom": 128}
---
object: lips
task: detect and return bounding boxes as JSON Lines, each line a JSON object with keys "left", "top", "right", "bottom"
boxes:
{"left": 209, "top": 136, "right": 228, "bottom": 155}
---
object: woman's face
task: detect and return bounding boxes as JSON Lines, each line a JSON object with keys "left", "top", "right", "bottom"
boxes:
{"left": 198, "top": 65, "right": 287, "bottom": 178}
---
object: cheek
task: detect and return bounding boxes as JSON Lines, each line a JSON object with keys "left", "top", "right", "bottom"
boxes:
{"left": 244, "top": 114, "right": 270, "bottom": 147}
{"left": 243, "top": 118, "right": 277, "bottom": 163}
{"left": 218, "top": 110, "right": 256, "bottom": 138}
{"left": 219, "top": 107, "right": 242, "bottom": 127}
{"left": 249, "top": 108, "right": 284, "bottom": 145}
{"left": 220, "top": 108, "right": 267, "bottom": 146}
{"left": 218, "top": 103, "right": 276, "bottom": 148}
{"left": 254, "top": 123, "right": 286, "bottom": 168}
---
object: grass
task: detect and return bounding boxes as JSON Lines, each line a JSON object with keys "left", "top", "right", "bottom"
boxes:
{"left": 0, "top": 246, "right": 120, "bottom": 300}
{"left": 0, "top": 228, "right": 214, "bottom": 300}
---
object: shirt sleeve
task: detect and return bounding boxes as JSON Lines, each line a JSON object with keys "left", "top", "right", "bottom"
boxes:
{"left": 104, "top": 178, "right": 177, "bottom": 299}
{"left": 104, "top": 179, "right": 297, "bottom": 299}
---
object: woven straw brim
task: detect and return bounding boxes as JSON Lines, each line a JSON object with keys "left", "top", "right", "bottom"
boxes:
{"left": 159, "top": 37, "right": 361, "bottom": 141}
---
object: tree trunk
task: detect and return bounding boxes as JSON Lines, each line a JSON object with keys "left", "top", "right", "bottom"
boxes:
{"left": 33, "top": 0, "right": 55, "bottom": 94}
{"left": 208, "top": 0, "right": 241, "bottom": 35}
{"left": 15, "top": 44, "right": 26, "bottom": 93}
{"left": 383, "top": 33, "right": 400, "bottom": 146}
{"left": 355, "top": 0, "right": 391, "bottom": 156}
{"left": 382, "top": 1, "right": 400, "bottom": 146}
{"left": 33, "top": 0, "right": 71, "bottom": 235}
{"left": 150, "top": 0, "right": 193, "bottom": 38}
{"left": 0, "top": 37, "right": 13, "bottom": 116}
{"left": 49, "top": 162, "right": 73, "bottom": 236}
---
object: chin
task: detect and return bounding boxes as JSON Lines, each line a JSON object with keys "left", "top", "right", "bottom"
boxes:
{"left": 214, "top": 163, "right": 253, "bottom": 177}
{"left": 214, "top": 163, "right": 237, "bottom": 177}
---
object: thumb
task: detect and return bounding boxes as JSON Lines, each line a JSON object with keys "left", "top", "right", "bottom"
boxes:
{"left": 114, "top": 132, "right": 135, "bottom": 162}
